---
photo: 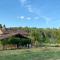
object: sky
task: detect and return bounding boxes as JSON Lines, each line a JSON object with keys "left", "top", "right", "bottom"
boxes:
{"left": 0, "top": 0, "right": 60, "bottom": 28}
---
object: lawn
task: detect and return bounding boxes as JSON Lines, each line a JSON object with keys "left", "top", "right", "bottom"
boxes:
{"left": 0, "top": 47, "right": 60, "bottom": 60}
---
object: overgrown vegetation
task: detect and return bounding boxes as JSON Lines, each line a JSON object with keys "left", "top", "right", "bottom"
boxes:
{"left": 17, "top": 27, "right": 60, "bottom": 47}
{"left": 1, "top": 24, "right": 60, "bottom": 48}
{"left": 1, "top": 37, "right": 31, "bottom": 50}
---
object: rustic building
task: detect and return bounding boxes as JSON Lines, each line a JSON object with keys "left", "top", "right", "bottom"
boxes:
{"left": 0, "top": 27, "right": 31, "bottom": 50}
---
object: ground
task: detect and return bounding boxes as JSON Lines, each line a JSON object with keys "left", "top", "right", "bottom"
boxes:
{"left": 0, "top": 47, "right": 60, "bottom": 60}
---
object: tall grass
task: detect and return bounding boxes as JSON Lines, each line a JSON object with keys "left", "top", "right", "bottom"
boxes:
{"left": 0, "top": 48, "right": 60, "bottom": 60}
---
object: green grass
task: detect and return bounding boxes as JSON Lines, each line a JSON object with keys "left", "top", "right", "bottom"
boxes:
{"left": 0, "top": 47, "right": 60, "bottom": 60}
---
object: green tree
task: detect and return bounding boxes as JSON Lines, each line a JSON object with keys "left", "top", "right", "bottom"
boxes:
{"left": 0, "top": 24, "right": 2, "bottom": 28}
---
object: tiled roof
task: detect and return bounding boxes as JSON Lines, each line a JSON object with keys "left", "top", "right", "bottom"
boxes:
{"left": 0, "top": 29, "right": 28, "bottom": 40}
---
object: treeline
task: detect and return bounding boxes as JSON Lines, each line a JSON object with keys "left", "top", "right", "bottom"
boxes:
{"left": 16, "top": 27, "right": 60, "bottom": 47}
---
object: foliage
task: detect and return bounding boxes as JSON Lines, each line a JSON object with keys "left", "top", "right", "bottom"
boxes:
{"left": 1, "top": 36, "right": 31, "bottom": 49}
{"left": 1, "top": 26, "right": 60, "bottom": 47}
{"left": 18, "top": 27, "right": 60, "bottom": 46}
{"left": 0, "top": 24, "right": 2, "bottom": 28}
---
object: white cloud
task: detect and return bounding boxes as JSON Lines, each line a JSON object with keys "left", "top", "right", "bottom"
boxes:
{"left": 17, "top": 15, "right": 51, "bottom": 24}
{"left": 17, "top": 16, "right": 31, "bottom": 20}
{"left": 19, "top": 0, "right": 52, "bottom": 24}
{"left": 19, "top": 16, "right": 25, "bottom": 19}
{"left": 19, "top": 0, "right": 33, "bottom": 13}
{"left": 25, "top": 5, "right": 33, "bottom": 13}
{"left": 19, "top": 0, "right": 27, "bottom": 5}
{"left": 26, "top": 17, "right": 31, "bottom": 20}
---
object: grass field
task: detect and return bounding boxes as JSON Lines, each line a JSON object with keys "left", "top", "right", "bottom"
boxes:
{"left": 0, "top": 47, "right": 60, "bottom": 60}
